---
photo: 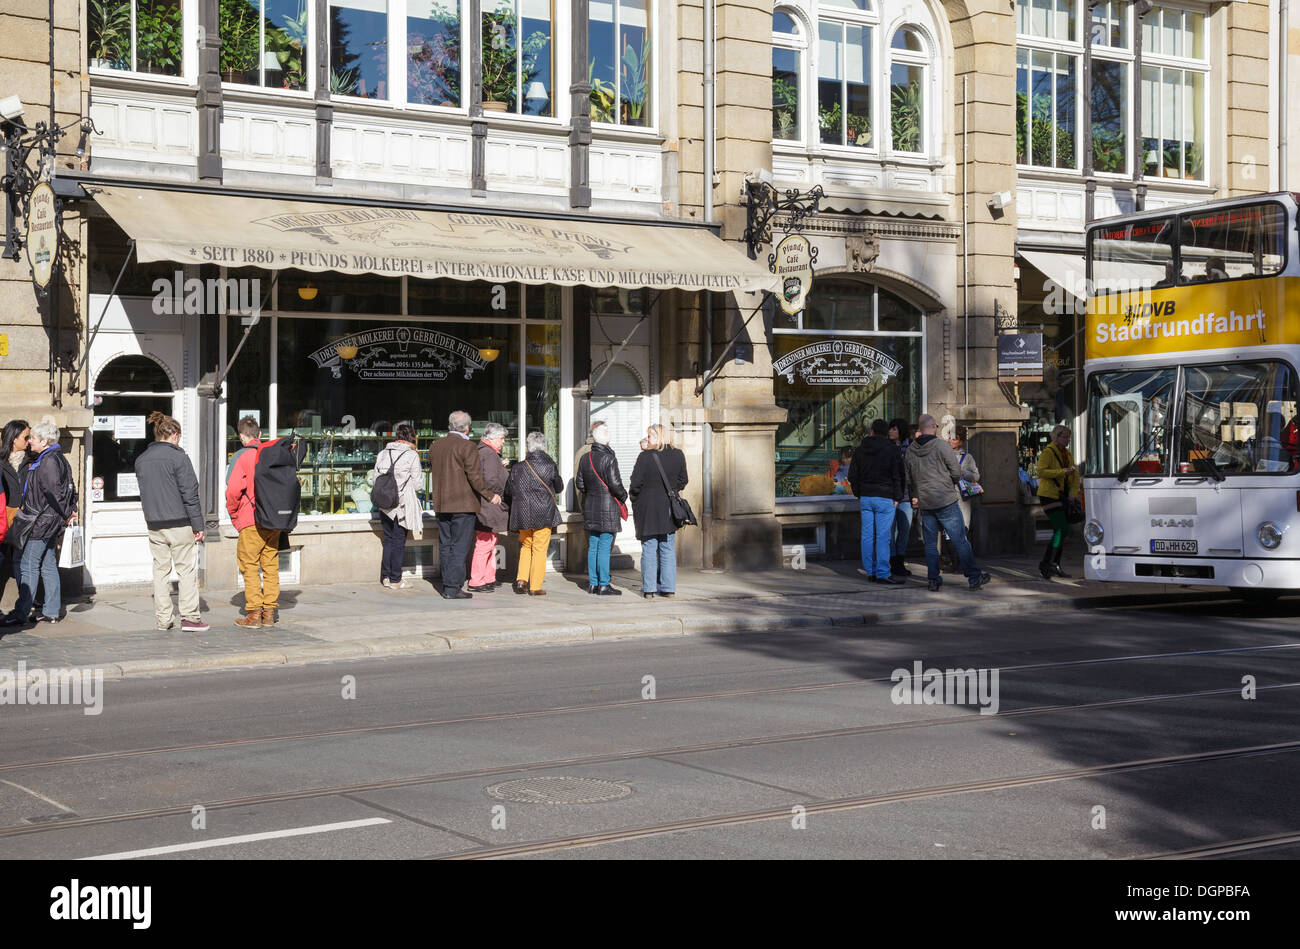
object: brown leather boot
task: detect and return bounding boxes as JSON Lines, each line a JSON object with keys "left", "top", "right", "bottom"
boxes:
{"left": 234, "top": 611, "right": 262, "bottom": 629}
{"left": 261, "top": 608, "right": 277, "bottom": 627}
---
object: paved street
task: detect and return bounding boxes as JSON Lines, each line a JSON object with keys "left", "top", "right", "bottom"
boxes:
{"left": 1, "top": 591, "right": 1296, "bottom": 860}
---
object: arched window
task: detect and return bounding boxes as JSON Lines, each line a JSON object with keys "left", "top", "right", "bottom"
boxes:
{"left": 816, "top": 1, "right": 873, "bottom": 148}
{"left": 772, "top": 11, "right": 805, "bottom": 142}
{"left": 889, "top": 27, "right": 927, "bottom": 154}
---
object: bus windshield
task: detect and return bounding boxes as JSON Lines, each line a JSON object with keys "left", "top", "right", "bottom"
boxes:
{"left": 1177, "top": 203, "right": 1286, "bottom": 285}
{"left": 1087, "top": 217, "right": 1175, "bottom": 295}
{"left": 1086, "top": 368, "right": 1177, "bottom": 476}
{"left": 1087, "top": 362, "right": 1300, "bottom": 477}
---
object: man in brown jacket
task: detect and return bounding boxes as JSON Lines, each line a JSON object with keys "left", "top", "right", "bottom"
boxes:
{"left": 427, "top": 410, "right": 501, "bottom": 599}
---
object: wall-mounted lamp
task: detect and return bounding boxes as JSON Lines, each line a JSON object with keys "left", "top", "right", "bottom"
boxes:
{"left": 477, "top": 346, "right": 501, "bottom": 363}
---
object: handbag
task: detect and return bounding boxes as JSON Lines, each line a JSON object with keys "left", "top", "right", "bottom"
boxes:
{"left": 1064, "top": 497, "right": 1085, "bottom": 523}
{"left": 651, "top": 451, "right": 697, "bottom": 528}
{"left": 957, "top": 451, "right": 984, "bottom": 499}
{"left": 585, "top": 452, "right": 627, "bottom": 521}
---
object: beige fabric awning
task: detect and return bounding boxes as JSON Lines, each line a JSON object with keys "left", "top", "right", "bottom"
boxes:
{"left": 91, "top": 186, "right": 778, "bottom": 295}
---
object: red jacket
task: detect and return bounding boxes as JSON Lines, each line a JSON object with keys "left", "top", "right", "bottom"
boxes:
{"left": 225, "top": 439, "right": 276, "bottom": 531}
{"left": 0, "top": 488, "right": 6, "bottom": 543}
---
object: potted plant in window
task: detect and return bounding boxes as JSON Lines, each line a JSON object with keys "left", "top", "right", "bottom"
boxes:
{"left": 588, "top": 59, "right": 616, "bottom": 123}
{"left": 847, "top": 112, "right": 871, "bottom": 147}
{"left": 219, "top": 0, "right": 261, "bottom": 83}
{"left": 135, "top": 0, "right": 183, "bottom": 75}
{"left": 817, "top": 101, "right": 842, "bottom": 142}
{"left": 330, "top": 67, "right": 360, "bottom": 95}
{"left": 265, "top": 2, "right": 310, "bottom": 91}
{"left": 1184, "top": 141, "right": 1204, "bottom": 180}
{"left": 1091, "top": 127, "right": 1124, "bottom": 173}
{"left": 89, "top": 0, "right": 130, "bottom": 69}
{"left": 772, "top": 75, "right": 798, "bottom": 138}
{"left": 619, "top": 36, "right": 649, "bottom": 126}
{"left": 1162, "top": 141, "right": 1181, "bottom": 177}
{"left": 890, "top": 81, "right": 922, "bottom": 151}
{"left": 480, "top": 5, "right": 547, "bottom": 112}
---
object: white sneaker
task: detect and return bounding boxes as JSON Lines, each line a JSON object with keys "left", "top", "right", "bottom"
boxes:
{"left": 381, "top": 579, "right": 393, "bottom": 589}
{"left": 395, "top": 580, "right": 412, "bottom": 590}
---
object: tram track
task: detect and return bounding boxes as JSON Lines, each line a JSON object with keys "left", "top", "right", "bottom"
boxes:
{"left": 433, "top": 740, "right": 1300, "bottom": 859}
{"left": 1146, "top": 830, "right": 1300, "bottom": 859}
{"left": 3, "top": 639, "right": 1296, "bottom": 776}
{"left": 1, "top": 680, "right": 1295, "bottom": 843}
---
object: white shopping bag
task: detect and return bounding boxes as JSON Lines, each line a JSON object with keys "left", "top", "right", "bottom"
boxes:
{"left": 57, "top": 526, "right": 85, "bottom": 569}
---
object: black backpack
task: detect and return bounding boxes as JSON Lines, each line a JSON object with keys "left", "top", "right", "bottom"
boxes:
{"left": 254, "top": 435, "right": 307, "bottom": 532}
{"left": 371, "top": 448, "right": 401, "bottom": 511}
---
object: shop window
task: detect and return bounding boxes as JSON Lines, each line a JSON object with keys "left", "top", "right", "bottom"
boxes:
{"left": 330, "top": 0, "right": 389, "bottom": 98}
{"left": 89, "top": 0, "right": 183, "bottom": 76}
{"left": 774, "top": 280, "right": 922, "bottom": 499}
{"left": 589, "top": 0, "right": 651, "bottom": 126}
{"left": 526, "top": 322, "right": 562, "bottom": 460}
{"left": 219, "top": 0, "right": 310, "bottom": 89}
{"left": 525, "top": 284, "right": 562, "bottom": 320}
{"left": 224, "top": 309, "right": 272, "bottom": 475}
{"left": 482, "top": 0, "right": 555, "bottom": 116}
{"left": 407, "top": 0, "right": 461, "bottom": 106}
{"left": 278, "top": 269, "right": 402, "bottom": 313}
{"left": 275, "top": 317, "right": 520, "bottom": 514}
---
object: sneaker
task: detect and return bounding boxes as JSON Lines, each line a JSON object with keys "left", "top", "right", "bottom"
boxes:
{"left": 381, "top": 578, "right": 393, "bottom": 589}
{"left": 33, "top": 614, "right": 60, "bottom": 624}
{"left": 597, "top": 586, "right": 622, "bottom": 596}
{"left": 0, "top": 613, "right": 29, "bottom": 627}
{"left": 181, "top": 619, "right": 210, "bottom": 632}
{"left": 927, "top": 579, "right": 942, "bottom": 592}
{"left": 969, "top": 573, "right": 991, "bottom": 590}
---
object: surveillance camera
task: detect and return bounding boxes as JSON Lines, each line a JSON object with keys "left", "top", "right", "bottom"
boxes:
{"left": 0, "top": 96, "right": 23, "bottom": 122}
{"left": 987, "top": 190, "right": 1014, "bottom": 212}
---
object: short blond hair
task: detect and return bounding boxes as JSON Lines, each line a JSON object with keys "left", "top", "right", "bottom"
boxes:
{"left": 647, "top": 423, "right": 674, "bottom": 449}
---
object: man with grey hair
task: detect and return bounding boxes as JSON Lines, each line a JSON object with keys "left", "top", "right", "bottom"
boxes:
{"left": 426, "top": 411, "right": 501, "bottom": 599}
{"left": 905, "top": 413, "right": 990, "bottom": 592}
{"left": 469, "top": 421, "right": 510, "bottom": 591}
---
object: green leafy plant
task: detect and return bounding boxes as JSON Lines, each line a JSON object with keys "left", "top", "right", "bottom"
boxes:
{"left": 480, "top": 3, "right": 548, "bottom": 109}
{"left": 135, "top": 0, "right": 183, "bottom": 75}
{"left": 88, "top": 0, "right": 131, "bottom": 67}
{"left": 219, "top": 0, "right": 261, "bottom": 80}
{"left": 1091, "top": 126, "right": 1125, "bottom": 173}
{"left": 407, "top": 3, "right": 461, "bottom": 105}
{"left": 619, "top": 35, "right": 649, "bottom": 124}
{"left": 1162, "top": 139, "right": 1182, "bottom": 177}
{"left": 772, "top": 75, "right": 798, "bottom": 138}
{"left": 847, "top": 111, "right": 871, "bottom": 147}
{"left": 1184, "top": 141, "right": 1204, "bottom": 179}
{"left": 890, "top": 81, "right": 922, "bottom": 151}
{"left": 330, "top": 67, "right": 360, "bottom": 95}
{"left": 266, "top": 2, "right": 309, "bottom": 90}
{"left": 588, "top": 58, "right": 616, "bottom": 122}
{"left": 817, "top": 101, "right": 841, "bottom": 143}
{"left": 1017, "top": 91, "right": 1074, "bottom": 168}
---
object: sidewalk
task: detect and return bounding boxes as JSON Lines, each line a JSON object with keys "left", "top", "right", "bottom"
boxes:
{"left": 0, "top": 552, "right": 1225, "bottom": 678}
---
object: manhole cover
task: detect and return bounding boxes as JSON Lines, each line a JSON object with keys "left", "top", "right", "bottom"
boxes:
{"left": 485, "top": 776, "right": 632, "bottom": 804}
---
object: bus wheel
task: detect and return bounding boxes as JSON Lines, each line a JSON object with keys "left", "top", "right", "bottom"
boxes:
{"left": 1230, "top": 587, "right": 1282, "bottom": 603}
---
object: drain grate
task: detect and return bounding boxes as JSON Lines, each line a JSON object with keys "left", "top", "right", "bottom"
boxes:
{"left": 485, "top": 776, "right": 632, "bottom": 805}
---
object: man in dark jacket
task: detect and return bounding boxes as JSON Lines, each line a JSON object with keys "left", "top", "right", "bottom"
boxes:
{"left": 427, "top": 411, "right": 501, "bottom": 599}
{"left": 2, "top": 422, "right": 76, "bottom": 626}
{"left": 905, "top": 413, "right": 990, "bottom": 592}
{"left": 134, "top": 412, "right": 209, "bottom": 632}
{"left": 468, "top": 422, "right": 509, "bottom": 592}
{"left": 504, "top": 431, "right": 564, "bottom": 595}
{"left": 848, "top": 418, "right": 905, "bottom": 585}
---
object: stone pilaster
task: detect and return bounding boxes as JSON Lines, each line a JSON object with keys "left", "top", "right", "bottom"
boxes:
{"left": 1225, "top": 0, "right": 1271, "bottom": 195}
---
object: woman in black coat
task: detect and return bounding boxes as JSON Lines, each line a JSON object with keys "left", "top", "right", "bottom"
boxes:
{"left": 628, "top": 423, "right": 688, "bottom": 599}
{"left": 0, "top": 419, "right": 31, "bottom": 604}
{"left": 575, "top": 421, "right": 627, "bottom": 596}
{"left": 503, "top": 431, "right": 564, "bottom": 596}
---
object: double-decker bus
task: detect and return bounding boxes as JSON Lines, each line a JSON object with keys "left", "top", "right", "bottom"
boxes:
{"left": 1083, "top": 192, "right": 1300, "bottom": 596}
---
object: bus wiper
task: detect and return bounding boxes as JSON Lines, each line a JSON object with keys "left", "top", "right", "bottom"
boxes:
{"left": 1181, "top": 418, "right": 1226, "bottom": 482}
{"left": 1116, "top": 433, "right": 1154, "bottom": 483}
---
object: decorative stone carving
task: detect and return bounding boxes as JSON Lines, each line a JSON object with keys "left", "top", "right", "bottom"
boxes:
{"left": 847, "top": 232, "right": 881, "bottom": 272}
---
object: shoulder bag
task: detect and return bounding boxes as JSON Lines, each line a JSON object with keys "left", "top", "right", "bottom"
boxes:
{"left": 651, "top": 452, "right": 697, "bottom": 528}
{"left": 524, "top": 459, "right": 563, "bottom": 528}
{"left": 586, "top": 452, "right": 627, "bottom": 521}
{"left": 957, "top": 450, "right": 984, "bottom": 499}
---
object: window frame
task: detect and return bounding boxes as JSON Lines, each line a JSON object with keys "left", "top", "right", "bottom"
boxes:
{"left": 814, "top": 2, "right": 878, "bottom": 153}
{"left": 1139, "top": 5, "right": 1209, "bottom": 184}
{"left": 88, "top": 0, "right": 192, "bottom": 83}
{"left": 886, "top": 26, "right": 929, "bottom": 156}
{"left": 588, "top": 0, "right": 656, "bottom": 131}
{"left": 772, "top": 7, "right": 808, "bottom": 145}
{"left": 218, "top": 0, "right": 316, "bottom": 95}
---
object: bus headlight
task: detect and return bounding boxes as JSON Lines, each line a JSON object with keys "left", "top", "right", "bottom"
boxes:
{"left": 1083, "top": 520, "right": 1104, "bottom": 546}
{"left": 1257, "top": 522, "right": 1284, "bottom": 550}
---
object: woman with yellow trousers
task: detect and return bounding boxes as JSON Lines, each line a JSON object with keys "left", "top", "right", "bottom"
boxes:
{"left": 504, "top": 431, "right": 565, "bottom": 595}
{"left": 1036, "top": 424, "right": 1081, "bottom": 579}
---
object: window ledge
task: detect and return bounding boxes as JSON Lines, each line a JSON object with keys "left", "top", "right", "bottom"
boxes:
{"left": 89, "top": 72, "right": 195, "bottom": 95}
{"left": 220, "top": 86, "right": 317, "bottom": 107}
{"left": 776, "top": 496, "right": 860, "bottom": 514}
{"left": 591, "top": 123, "right": 664, "bottom": 142}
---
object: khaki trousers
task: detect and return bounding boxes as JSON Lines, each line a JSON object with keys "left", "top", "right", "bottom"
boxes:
{"left": 149, "top": 526, "right": 200, "bottom": 626}
{"left": 237, "top": 525, "right": 281, "bottom": 612}
{"left": 516, "top": 528, "right": 551, "bottom": 592}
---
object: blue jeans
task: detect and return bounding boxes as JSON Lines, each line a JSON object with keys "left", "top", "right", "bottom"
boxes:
{"left": 588, "top": 531, "right": 614, "bottom": 587}
{"left": 891, "top": 502, "right": 913, "bottom": 558}
{"left": 859, "top": 496, "right": 895, "bottom": 579}
{"left": 14, "top": 536, "right": 60, "bottom": 620}
{"left": 640, "top": 533, "right": 677, "bottom": 594}
{"left": 919, "top": 502, "right": 983, "bottom": 585}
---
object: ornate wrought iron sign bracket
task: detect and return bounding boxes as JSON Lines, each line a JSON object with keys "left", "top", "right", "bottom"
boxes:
{"left": 741, "top": 181, "right": 824, "bottom": 261}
